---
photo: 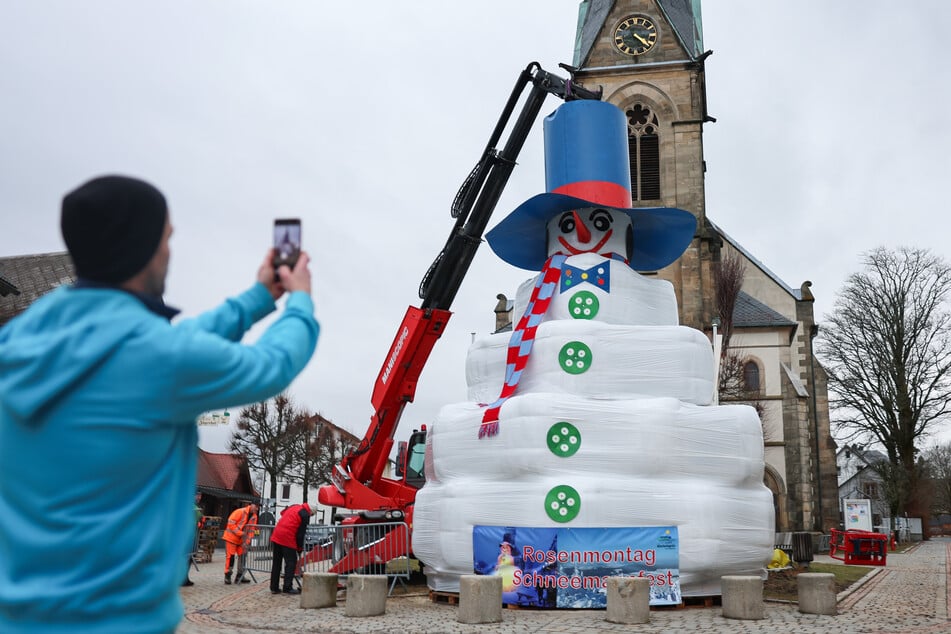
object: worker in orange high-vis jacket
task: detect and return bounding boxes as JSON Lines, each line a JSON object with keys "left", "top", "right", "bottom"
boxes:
{"left": 223, "top": 503, "right": 259, "bottom": 584}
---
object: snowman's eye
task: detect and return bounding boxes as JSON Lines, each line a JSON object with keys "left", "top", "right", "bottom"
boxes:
{"left": 558, "top": 212, "right": 576, "bottom": 234}
{"left": 590, "top": 209, "right": 613, "bottom": 232}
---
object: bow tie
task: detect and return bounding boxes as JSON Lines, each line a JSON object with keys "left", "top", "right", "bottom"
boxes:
{"left": 560, "top": 262, "right": 610, "bottom": 293}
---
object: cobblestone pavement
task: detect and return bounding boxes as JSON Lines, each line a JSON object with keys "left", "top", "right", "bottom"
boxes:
{"left": 176, "top": 539, "right": 950, "bottom": 633}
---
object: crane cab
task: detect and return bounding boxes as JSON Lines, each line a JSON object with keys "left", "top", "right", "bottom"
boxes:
{"left": 395, "top": 426, "right": 427, "bottom": 490}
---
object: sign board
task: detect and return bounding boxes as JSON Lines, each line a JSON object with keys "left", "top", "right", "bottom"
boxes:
{"left": 473, "top": 525, "right": 680, "bottom": 608}
{"left": 198, "top": 410, "right": 232, "bottom": 425}
{"left": 895, "top": 516, "right": 923, "bottom": 539}
{"left": 844, "top": 498, "right": 873, "bottom": 531}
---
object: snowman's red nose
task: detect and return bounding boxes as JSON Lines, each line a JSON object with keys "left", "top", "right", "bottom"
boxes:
{"left": 573, "top": 210, "right": 591, "bottom": 244}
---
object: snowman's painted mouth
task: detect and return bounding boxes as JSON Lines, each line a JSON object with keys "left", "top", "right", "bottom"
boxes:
{"left": 558, "top": 230, "right": 613, "bottom": 255}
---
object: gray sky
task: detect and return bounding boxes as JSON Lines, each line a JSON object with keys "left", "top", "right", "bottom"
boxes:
{"left": 2, "top": 1, "right": 949, "bottom": 449}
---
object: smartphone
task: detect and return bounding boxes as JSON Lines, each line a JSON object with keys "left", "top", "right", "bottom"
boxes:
{"left": 273, "top": 218, "right": 301, "bottom": 271}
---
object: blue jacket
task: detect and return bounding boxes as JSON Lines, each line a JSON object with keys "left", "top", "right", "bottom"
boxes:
{"left": 0, "top": 283, "right": 319, "bottom": 633}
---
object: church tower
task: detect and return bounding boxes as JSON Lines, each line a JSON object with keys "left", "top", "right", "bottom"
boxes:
{"left": 572, "top": 0, "right": 717, "bottom": 331}
{"left": 571, "top": 0, "right": 841, "bottom": 535}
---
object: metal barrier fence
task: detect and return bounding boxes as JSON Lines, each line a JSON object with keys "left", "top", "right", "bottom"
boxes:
{"left": 239, "top": 522, "right": 413, "bottom": 593}
{"left": 300, "top": 521, "right": 413, "bottom": 593}
{"left": 188, "top": 526, "right": 201, "bottom": 573}
{"left": 243, "top": 524, "right": 277, "bottom": 581}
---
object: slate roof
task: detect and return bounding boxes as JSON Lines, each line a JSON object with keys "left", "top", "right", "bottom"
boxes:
{"left": 733, "top": 291, "right": 796, "bottom": 329}
{"left": 656, "top": 0, "right": 704, "bottom": 57}
{"left": 0, "top": 274, "right": 17, "bottom": 297}
{"left": 574, "top": 0, "right": 704, "bottom": 67}
{"left": 0, "top": 252, "right": 75, "bottom": 327}
{"left": 574, "top": 0, "right": 615, "bottom": 66}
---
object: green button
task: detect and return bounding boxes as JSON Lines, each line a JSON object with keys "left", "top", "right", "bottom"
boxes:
{"left": 547, "top": 422, "right": 581, "bottom": 457}
{"left": 545, "top": 485, "right": 580, "bottom": 523}
{"left": 559, "top": 342, "right": 592, "bottom": 374}
{"left": 568, "top": 291, "right": 599, "bottom": 320}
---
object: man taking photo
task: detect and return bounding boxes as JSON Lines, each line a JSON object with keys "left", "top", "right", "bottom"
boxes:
{"left": 0, "top": 175, "right": 320, "bottom": 634}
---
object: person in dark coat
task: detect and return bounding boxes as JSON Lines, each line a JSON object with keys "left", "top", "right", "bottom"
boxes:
{"left": 269, "top": 503, "right": 314, "bottom": 594}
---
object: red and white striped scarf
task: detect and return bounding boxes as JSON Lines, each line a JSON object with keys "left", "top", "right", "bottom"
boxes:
{"left": 479, "top": 254, "right": 567, "bottom": 438}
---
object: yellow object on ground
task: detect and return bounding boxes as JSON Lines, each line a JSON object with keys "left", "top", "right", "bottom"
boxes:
{"left": 768, "top": 548, "right": 791, "bottom": 569}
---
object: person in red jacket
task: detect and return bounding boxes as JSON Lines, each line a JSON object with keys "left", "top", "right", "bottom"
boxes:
{"left": 223, "top": 503, "right": 259, "bottom": 584}
{"left": 269, "top": 502, "right": 314, "bottom": 594}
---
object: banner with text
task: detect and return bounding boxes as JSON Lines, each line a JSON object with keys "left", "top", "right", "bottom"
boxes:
{"left": 473, "top": 525, "right": 680, "bottom": 608}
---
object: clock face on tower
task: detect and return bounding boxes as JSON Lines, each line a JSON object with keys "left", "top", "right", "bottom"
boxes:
{"left": 614, "top": 15, "right": 658, "bottom": 56}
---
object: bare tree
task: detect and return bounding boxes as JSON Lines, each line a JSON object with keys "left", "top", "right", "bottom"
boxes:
{"left": 286, "top": 411, "right": 318, "bottom": 504}
{"left": 229, "top": 393, "right": 305, "bottom": 501}
{"left": 286, "top": 413, "right": 360, "bottom": 503}
{"left": 715, "top": 250, "right": 744, "bottom": 352}
{"left": 870, "top": 459, "right": 915, "bottom": 526}
{"left": 313, "top": 420, "right": 358, "bottom": 486}
{"left": 818, "top": 246, "right": 951, "bottom": 520}
{"left": 714, "top": 251, "right": 768, "bottom": 426}
{"left": 923, "top": 443, "right": 951, "bottom": 517}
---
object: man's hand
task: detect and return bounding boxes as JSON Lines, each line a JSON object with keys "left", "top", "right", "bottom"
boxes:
{"left": 258, "top": 249, "right": 285, "bottom": 300}
{"left": 277, "top": 252, "right": 312, "bottom": 295}
{"left": 257, "top": 248, "right": 312, "bottom": 299}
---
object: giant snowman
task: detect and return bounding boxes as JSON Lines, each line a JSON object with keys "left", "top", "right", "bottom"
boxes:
{"left": 412, "top": 100, "right": 774, "bottom": 601}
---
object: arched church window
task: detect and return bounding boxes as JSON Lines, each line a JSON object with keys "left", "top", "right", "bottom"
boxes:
{"left": 626, "top": 104, "right": 661, "bottom": 201}
{"left": 743, "top": 360, "right": 761, "bottom": 393}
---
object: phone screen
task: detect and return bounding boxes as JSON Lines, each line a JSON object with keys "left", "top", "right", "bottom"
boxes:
{"left": 273, "top": 218, "right": 301, "bottom": 269}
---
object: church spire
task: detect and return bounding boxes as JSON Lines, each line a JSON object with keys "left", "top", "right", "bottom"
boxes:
{"left": 573, "top": 0, "right": 704, "bottom": 67}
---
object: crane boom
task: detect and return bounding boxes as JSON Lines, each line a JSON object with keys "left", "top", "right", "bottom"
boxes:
{"left": 317, "top": 62, "right": 601, "bottom": 542}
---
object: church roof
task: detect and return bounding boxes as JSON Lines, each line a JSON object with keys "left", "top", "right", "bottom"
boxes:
{"left": 710, "top": 220, "right": 803, "bottom": 301}
{"left": 733, "top": 291, "right": 796, "bottom": 329}
{"left": 656, "top": 0, "right": 704, "bottom": 57}
{"left": 574, "top": 0, "right": 704, "bottom": 67}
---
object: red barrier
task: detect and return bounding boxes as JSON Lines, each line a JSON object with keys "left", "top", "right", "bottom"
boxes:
{"left": 829, "top": 528, "right": 887, "bottom": 566}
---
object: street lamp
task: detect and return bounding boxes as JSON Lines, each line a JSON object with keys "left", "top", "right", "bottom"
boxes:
{"left": 809, "top": 324, "right": 823, "bottom": 532}
{"left": 711, "top": 316, "right": 722, "bottom": 405}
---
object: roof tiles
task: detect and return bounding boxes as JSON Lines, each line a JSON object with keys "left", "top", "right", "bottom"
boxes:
{"left": 0, "top": 252, "right": 75, "bottom": 327}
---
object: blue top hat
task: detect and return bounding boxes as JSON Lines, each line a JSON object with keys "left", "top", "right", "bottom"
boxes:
{"left": 486, "top": 100, "right": 696, "bottom": 271}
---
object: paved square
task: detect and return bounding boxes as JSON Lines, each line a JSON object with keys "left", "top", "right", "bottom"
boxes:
{"left": 177, "top": 539, "right": 950, "bottom": 633}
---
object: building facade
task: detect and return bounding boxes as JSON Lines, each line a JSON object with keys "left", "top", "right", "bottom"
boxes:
{"left": 835, "top": 444, "right": 890, "bottom": 533}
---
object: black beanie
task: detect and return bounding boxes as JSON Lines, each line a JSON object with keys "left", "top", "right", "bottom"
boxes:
{"left": 61, "top": 175, "right": 168, "bottom": 284}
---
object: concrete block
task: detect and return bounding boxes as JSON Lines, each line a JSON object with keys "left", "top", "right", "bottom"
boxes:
{"left": 457, "top": 574, "right": 502, "bottom": 624}
{"left": 300, "top": 572, "right": 337, "bottom": 609}
{"left": 344, "top": 574, "right": 387, "bottom": 617}
{"left": 605, "top": 576, "right": 650, "bottom": 624}
{"left": 798, "top": 572, "right": 837, "bottom": 615}
{"left": 721, "top": 575, "right": 764, "bottom": 620}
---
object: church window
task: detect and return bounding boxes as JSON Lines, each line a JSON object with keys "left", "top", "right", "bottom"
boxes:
{"left": 742, "top": 360, "right": 761, "bottom": 393}
{"left": 626, "top": 104, "right": 661, "bottom": 201}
